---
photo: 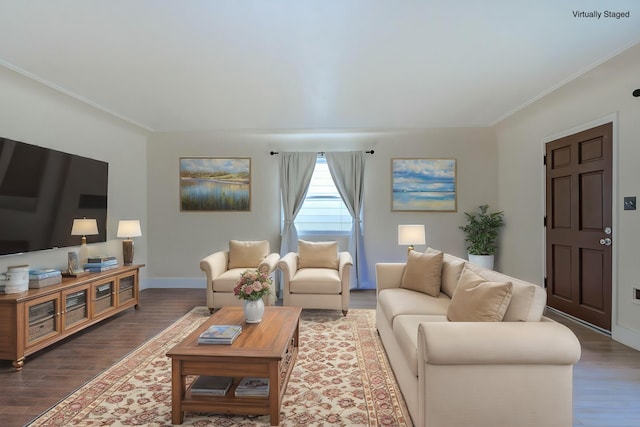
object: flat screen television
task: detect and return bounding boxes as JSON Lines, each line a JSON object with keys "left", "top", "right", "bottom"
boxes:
{"left": 0, "top": 137, "right": 108, "bottom": 256}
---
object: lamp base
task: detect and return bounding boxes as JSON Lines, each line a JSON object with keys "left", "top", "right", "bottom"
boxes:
{"left": 122, "top": 239, "right": 134, "bottom": 265}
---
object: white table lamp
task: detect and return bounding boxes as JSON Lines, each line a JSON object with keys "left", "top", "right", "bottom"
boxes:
{"left": 398, "top": 224, "right": 426, "bottom": 254}
{"left": 71, "top": 218, "right": 99, "bottom": 267}
{"left": 117, "top": 220, "right": 142, "bottom": 265}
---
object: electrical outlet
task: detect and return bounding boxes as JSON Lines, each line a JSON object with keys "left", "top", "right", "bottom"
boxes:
{"left": 624, "top": 196, "right": 636, "bottom": 210}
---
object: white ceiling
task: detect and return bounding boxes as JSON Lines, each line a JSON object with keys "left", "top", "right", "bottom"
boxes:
{"left": 1, "top": 1, "right": 639, "bottom": 132}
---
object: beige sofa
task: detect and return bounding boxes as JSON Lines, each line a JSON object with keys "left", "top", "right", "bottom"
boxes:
{"left": 376, "top": 250, "right": 581, "bottom": 427}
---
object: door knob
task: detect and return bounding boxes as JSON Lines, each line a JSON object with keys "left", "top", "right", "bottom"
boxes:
{"left": 599, "top": 238, "right": 612, "bottom": 246}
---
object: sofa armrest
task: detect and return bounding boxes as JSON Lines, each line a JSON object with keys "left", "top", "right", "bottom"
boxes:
{"left": 338, "top": 251, "right": 353, "bottom": 273}
{"left": 418, "top": 319, "right": 581, "bottom": 365}
{"left": 199, "top": 251, "right": 229, "bottom": 288}
{"left": 338, "top": 251, "right": 353, "bottom": 293}
{"left": 416, "top": 318, "right": 580, "bottom": 427}
{"left": 259, "top": 253, "right": 280, "bottom": 274}
{"left": 277, "top": 252, "right": 298, "bottom": 282}
{"left": 375, "top": 263, "right": 406, "bottom": 294}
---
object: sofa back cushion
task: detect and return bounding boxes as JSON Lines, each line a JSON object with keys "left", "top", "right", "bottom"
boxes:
{"left": 401, "top": 249, "right": 443, "bottom": 297}
{"left": 298, "top": 240, "right": 339, "bottom": 269}
{"left": 465, "top": 263, "right": 547, "bottom": 322}
{"left": 447, "top": 266, "right": 513, "bottom": 322}
{"left": 228, "top": 240, "right": 269, "bottom": 269}
{"left": 440, "top": 254, "right": 466, "bottom": 298}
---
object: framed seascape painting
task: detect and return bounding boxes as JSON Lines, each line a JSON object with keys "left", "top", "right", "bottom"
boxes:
{"left": 391, "top": 158, "right": 457, "bottom": 212}
{"left": 180, "top": 157, "right": 251, "bottom": 211}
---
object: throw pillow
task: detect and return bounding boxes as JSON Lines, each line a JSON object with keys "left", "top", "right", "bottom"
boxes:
{"left": 400, "top": 249, "right": 443, "bottom": 297}
{"left": 228, "top": 240, "right": 269, "bottom": 269}
{"left": 447, "top": 266, "right": 513, "bottom": 322}
{"left": 298, "top": 240, "right": 339, "bottom": 269}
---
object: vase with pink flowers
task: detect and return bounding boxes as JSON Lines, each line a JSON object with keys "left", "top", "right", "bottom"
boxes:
{"left": 233, "top": 269, "right": 273, "bottom": 323}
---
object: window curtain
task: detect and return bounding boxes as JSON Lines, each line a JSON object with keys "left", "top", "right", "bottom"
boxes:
{"left": 278, "top": 152, "right": 317, "bottom": 258}
{"left": 326, "top": 151, "right": 368, "bottom": 288}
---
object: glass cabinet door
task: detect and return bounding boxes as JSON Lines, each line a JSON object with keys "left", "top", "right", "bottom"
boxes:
{"left": 117, "top": 272, "right": 137, "bottom": 307}
{"left": 25, "top": 295, "right": 61, "bottom": 346}
{"left": 92, "top": 278, "right": 116, "bottom": 317}
{"left": 63, "top": 285, "right": 90, "bottom": 330}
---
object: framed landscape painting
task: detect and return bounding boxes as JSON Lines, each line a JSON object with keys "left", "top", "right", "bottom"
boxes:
{"left": 391, "top": 158, "right": 456, "bottom": 212}
{"left": 180, "top": 157, "right": 251, "bottom": 211}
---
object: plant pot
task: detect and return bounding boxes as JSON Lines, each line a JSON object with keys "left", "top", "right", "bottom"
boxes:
{"left": 468, "top": 254, "right": 495, "bottom": 270}
{"left": 243, "top": 298, "right": 265, "bottom": 323}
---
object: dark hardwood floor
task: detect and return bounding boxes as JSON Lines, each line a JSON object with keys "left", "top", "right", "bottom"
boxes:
{"left": 0, "top": 288, "right": 638, "bottom": 427}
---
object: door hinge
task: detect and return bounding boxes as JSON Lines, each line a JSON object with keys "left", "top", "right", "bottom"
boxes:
{"left": 544, "top": 216, "right": 547, "bottom": 227}
{"left": 544, "top": 277, "right": 547, "bottom": 288}
{"left": 543, "top": 154, "right": 547, "bottom": 165}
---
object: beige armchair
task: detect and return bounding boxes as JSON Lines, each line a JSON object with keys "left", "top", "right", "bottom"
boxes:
{"left": 200, "top": 240, "right": 279, "bottom": 313}
{"left": 278, "top": 240, "right": 353, "bottom": 316}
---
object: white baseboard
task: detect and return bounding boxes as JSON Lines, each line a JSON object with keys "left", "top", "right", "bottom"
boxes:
{"left": 612, "top": 324, "right": 640, "bottom": 351}
{"left": 141, "top": 277, "right": 206, "bottom": 290}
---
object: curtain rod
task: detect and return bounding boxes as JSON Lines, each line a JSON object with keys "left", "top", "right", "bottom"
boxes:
{"left": 270, "top": 150, "right": 374, "bottom": 156}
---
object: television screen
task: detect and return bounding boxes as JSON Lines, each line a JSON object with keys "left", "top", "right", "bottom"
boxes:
{"left": 0, "top": 137, "right": 108, "bottom": 256}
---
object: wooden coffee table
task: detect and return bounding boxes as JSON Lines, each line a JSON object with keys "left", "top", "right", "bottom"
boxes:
{"left": 166, "top": 305, "right": 301, "bottom": 426}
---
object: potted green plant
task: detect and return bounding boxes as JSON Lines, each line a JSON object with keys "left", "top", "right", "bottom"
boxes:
{"left": 459, "top": 204, "right": 505, "bottom": 269}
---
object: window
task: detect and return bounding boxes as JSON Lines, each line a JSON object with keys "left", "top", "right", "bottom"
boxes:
{"left": 294, "top": 156, "right": 352, "bottom": 234}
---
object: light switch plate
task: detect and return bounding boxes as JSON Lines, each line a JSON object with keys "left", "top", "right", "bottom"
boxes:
{"left": 624, "top": 196, "right": 636, "bottom": 210}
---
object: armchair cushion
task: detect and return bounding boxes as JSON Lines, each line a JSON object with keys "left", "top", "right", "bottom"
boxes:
{"left": 211, "top": 268, "right": 248, "bottom": 292}
{"left": 401, "top": 249, "right": 443, "bottom": 297}
{"left": 288, "top": 268, "right": 342, "bottom": 294}
{"left": 228, "top": 240, "right": 269, "bottom": 269}
{"left": 298, "top": 240, "right": 339, "bottom": 269}
{"left": 447, "top": 266, "right": 513, "bottom": 322}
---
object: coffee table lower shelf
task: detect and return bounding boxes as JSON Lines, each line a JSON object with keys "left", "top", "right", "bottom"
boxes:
{"left": 182, "top": 372, "right": 291, "bottom": 415}
{"left": 174, "top": 347, "right": 297, "bottom": 425}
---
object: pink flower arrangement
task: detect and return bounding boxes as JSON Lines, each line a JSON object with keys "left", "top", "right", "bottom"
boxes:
{"left": 233, "top": 269, "right": 273, "bottom": 301}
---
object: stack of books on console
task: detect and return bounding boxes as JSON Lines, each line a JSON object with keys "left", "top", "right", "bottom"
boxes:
{"left": 197, "top": 325, "right": 242, "bottom": 344}
{"left": 190, "top": 375, "right": 233, "bottom": 396}
{"left": 28, "top": 268, "right": 63, "bottom": 289}
{"left": 84, "top": 256, "right": 119, "bottom": 272}
{"left": 234, "top": 377, "right": 270, "bottom": 397}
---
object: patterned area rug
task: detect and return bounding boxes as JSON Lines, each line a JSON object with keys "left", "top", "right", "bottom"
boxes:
{"left": 29, "top": 308, "right": 412, "bottom": 426}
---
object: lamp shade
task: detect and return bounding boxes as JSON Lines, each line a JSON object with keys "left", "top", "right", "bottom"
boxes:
{"left": 398, "top": 224, "right": 426, "bottom": 246}
{"left": 117, "top": 220, "right": 142, "bottom": 239}
{"left": 71, "top": 218, "right": 99, "bottom": 236}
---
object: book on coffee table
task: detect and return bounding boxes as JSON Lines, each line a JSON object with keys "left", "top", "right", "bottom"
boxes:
{"left": 234, "top": 377, "right": 270, "bottom": 397}
{"left": 190, "top": 375, "right": 233, "bottom": 396}
{"left": 197, "top": 324, "right": 242, "bottom": 344}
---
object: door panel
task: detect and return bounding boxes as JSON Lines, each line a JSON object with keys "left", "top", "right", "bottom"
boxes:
{"left": 580, "top": 248, "right": 605, "bottom": 310}
{"left": 552, "top": 245, "right": 572, "bottom": 300}
{"left": 546, "top": 122, "right": 612, "bottom": 331}
{"left": 581, "top": 172, "right": 603, "bottom": 229}
{"left": 552, "top": 176, "right": 572, "bottom": 228}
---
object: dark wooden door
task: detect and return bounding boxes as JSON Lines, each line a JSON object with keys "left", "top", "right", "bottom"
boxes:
{"left": 545, "top": 122, "right": 612, "bottom": 331}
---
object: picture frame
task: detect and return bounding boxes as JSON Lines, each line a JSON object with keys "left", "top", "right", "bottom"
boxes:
{"left": 66, "top": 251, "right": 88, "bottom": 276}
{"left": 179, "top": 157, "right": 251, "bottom": 212}
{"left": 391, "top": 158, "right": 457, "bottom": 212}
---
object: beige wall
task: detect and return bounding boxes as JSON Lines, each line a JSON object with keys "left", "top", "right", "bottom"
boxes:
{"left": 495, "top": 43, "right": 640, "bottom": 349}
{"left": 145, "top": 128, "right": 498, "bottom": 288}
{"left": 0, "top": 66, "right": 149, "bottom": 277}
{"left": 0, "top": 64, "right": 498, "bottom": 291}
